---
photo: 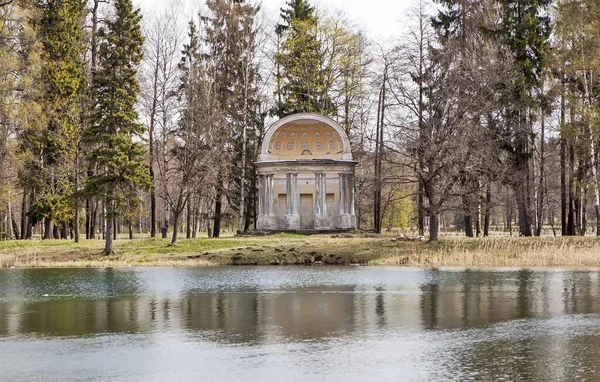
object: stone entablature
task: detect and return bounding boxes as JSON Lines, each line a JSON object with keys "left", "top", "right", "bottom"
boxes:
{"left": 256, "top": 114, "right": 356, "bottom": 231}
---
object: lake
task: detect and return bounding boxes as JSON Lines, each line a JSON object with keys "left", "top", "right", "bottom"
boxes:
{"left": 1, "top": 266, "right": 600, "bottom": 381}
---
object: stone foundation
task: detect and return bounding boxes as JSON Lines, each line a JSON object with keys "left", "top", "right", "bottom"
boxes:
{"left": 314, "top": 214, "right": 331, "bottom": 230}
{"left": 257, "top": 215, "right": 278, "bottom": 230}
{"left": 284, "top": 214, "right": 300, "bottom": 230}
{"left": 339, "top": 214, "right": 352, "bottom": 229}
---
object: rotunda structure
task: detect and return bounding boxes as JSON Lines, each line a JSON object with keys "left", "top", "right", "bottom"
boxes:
{"left": 256, "top": 113, "right": 356, "bottom": 231}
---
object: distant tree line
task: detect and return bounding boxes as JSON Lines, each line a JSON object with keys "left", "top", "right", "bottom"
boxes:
{"left": 0, "top": 0, "right": 596, "bottom": 246}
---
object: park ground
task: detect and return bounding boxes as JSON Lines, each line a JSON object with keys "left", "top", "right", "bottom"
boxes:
{"left": 3, "top": 233, "right": 600, "bottom": 268}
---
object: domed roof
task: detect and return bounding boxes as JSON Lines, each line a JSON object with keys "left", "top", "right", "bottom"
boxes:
{"left": 259, "top": 113, "right": 353, "bottom": 162}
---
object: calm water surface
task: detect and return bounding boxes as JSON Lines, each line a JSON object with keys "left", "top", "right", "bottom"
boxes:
{"left": 1, "top": 267, "right": 600, "bottom": 381}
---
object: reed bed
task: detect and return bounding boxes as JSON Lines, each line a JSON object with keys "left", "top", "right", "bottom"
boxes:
{"left": 372, "top": 237, "right": 600, "bottom": 267}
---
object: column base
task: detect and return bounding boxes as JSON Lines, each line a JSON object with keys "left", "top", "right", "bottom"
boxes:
{"left": 314, "top": 214, "right": 331, "bottom": 230}
{"left": 284, "top": 214, "right": 300, "bottom": 230}
{"left": 257, "top": 215, "right": 278, "bottom": 230}
{"left": 339, "top": 214, "right": 352, "bottom": 229}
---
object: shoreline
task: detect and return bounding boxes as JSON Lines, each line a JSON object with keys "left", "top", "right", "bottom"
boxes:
{"left": 2, "top": 234, "right": 600, "bottom": 269}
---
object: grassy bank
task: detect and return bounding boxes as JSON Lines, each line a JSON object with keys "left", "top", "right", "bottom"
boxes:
{"left": 2, "top": 234, "right": 600, "bottom": 268}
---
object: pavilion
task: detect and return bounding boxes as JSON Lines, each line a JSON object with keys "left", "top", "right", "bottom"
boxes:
{"left": 256, "top": 113, "right": 356, "bottom": 231}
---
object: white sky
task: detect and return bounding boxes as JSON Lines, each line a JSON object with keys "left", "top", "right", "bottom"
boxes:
{"left": 132, "top": 0, "right": 415, "bottom": 41}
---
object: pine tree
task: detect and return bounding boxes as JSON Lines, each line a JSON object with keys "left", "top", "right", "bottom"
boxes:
{"left": 84, "top": 0, "right": 149, "bottom": 255}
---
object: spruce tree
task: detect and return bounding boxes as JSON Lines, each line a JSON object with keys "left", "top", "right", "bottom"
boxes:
{"left": 84, "top": 0, "right": 149, "bottom": 255}
{"left": 201, "top": 0, "right": 260, "bottom": 237}
{"left": 275, "top": 0, "right": 334, "bottom": 116}
{"left": 32, "top": 0, "right": 86, "bottom": 239}
{"left": 491, "top": 0, "right": 552, "bottom": 237}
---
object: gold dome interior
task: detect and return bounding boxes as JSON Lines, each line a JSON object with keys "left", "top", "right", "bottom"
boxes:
{"left": 267, "top": 121, "right": 345, "bottom": 159}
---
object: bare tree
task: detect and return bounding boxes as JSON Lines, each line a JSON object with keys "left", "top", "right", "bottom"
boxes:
{"left": 140, "top": 2, "right": 184, "bottom": 239}
{"left": 155, "top": 19, "right": 225, "bottom": 246}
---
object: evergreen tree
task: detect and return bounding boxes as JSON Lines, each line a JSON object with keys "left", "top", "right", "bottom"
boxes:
{"left": 84, "top": 0, "right": 149, "bottom": 255}
{"left": 432, "top": 0, "right": 496, "bottom": 238}
{"left": 491, "top": 0, "right": 552, "bottom": 237}
{"left": 276, "top": 0, "right": 314, "bottom": 35}
{"left": 201, "top": 0, "right": 260, "bottom": 237}
{"left": 275, "top": 0, "right": 335, "bottom": 116}
{"left": 554, "top": 0, "right": 600, "bottom": 236}
{"left": 28, "top": 0, "right": 86, "bottom": 240}
{"left": 13, "top": 2, "right": 46, "bottom": 240}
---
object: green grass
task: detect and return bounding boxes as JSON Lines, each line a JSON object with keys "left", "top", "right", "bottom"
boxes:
{"left": 2, "top": 234, "right": 600, "bottom": 268}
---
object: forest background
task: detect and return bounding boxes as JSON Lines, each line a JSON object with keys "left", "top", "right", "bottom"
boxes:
{"left": 0, "top": 0, "right": 596, "bottom": 255}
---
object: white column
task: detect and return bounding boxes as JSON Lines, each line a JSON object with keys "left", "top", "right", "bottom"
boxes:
{"left": 285, "top": 173, "right": 292, "bottom": 215}
{"left": 348, "top": 174, "right": 355, "bottom": 216}
{"left": 258, "top": 175, "right": 264, "bottom": 216}
{"left": 292, "top": 174, "right": 299, "bottom": 215}
{"left": 339, "top": 173, "right": 346, "bottom": 215}
{"left": 315, "top": 173, "right": 321, "bottom": 215}
{"left": 321, "top": 173, "right": 328, "bottom": 216}
{"left": 267, "top": 174, "right": 274, "bottom": 215}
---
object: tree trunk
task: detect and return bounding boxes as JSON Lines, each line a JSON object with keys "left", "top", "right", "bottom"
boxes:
{"left": 580, "top": 184, "right": 588, "bottom": 236}
{"left": 574, "top": 184, "right": 581, "bottom": 235}
{"left": 244, "top": 187, "right": 253, "bottom": 231}
{"left": 128, "top": 219, "right": 133, "bottom": 240}
{"left": 52, "top": 223, "right": 59, "bottom": 240}
{"left": 567, "top": 144, "right": 576, "bottom": 235}
{"left": 43, "top": 218, "right": 51, "bottom": 240}
{"left": 100, "top": 201, "right": 106, "bottom": 239}
{"left": 463, "top": 193, "right": 474, "bottom": 237}
{"left": 213, "top": 179, "right": 223, "bottom": 238}
{"left": 373, "top": 83, "right": 383, "bottom": 234}
{"left": 74, "top": 207, "right": 79, "bottom": 243}
{"left": 515, "top": 183, "right": 532, "bottom": 237}
{"left": 150, "top": 172, "right": 156, "bottom": 237}
{"left": 560, "top": 90, "right": 567, "bottom": 236}
{"left": 85, "top": 198, "right": 90, "bottom": 239}
{"left": 237, "top": 75, "right": 249, "bottom": 233}
{"left": 464, "top": 214, "right": 474, "bottom": 237}
{"left": 104, "top": 216, "right": 113, "bottom": 255}
{"left": 418, "top": 183, "right": 425, "bottom": 237}
{"left": 417, "top": 13, "right": 426, "bottom": 238}
{"left": 512, "top": 109, "right": 533, "bottom": 237}
{"left": 25, "top": 190, "right": 33, "bottom": 240}
{"left": 10, "top": 205, "right": 20, "bottom": 240}
{"left": 484, "top": 184, "right": 491, "bottom": 237}
{"left": 20, "top": 191, "right": 27, "bottom": 240}
{"left": 536, "top": 110, "right": 545, "bottom": 236}
{"left": 207, "top": 207, "right": 213, "bottom": 239}
{"left": 161, "top": 204, "right": 169, "bottom": 238}
{"left": 192, "top": 198, "right": 198, "bottom": 239}
{"left": 89, "top": 199, "right": 97, "bottom": 239}
{"left": 429, "top": 214, "right": 439, "bottom": 242}
{"left": 475, "top": 201, "right": 482, "bottom": 237}
{"left": 186, "top": 199, "right": 191, "bottom": 239}
{"left": 171, "top": 211, "right": 180, "bottom": 246}
{"left": 506, "top": 188, "right": 512, "bottom": 235}
{"left": 560, "top": 142, "right": 567, "bottom": 236}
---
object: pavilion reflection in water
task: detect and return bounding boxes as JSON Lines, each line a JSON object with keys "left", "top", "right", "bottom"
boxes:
{"left": 2, "top": 269, "right": 600, "bottom": 341}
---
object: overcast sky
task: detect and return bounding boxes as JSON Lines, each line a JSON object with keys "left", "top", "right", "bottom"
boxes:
{"left": 132, "top": 0, "right": 415, "bottom": 40}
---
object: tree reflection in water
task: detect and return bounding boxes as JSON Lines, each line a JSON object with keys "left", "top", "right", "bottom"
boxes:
{"left": 2, "top": 267, "right": 600, "bottom": 380}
